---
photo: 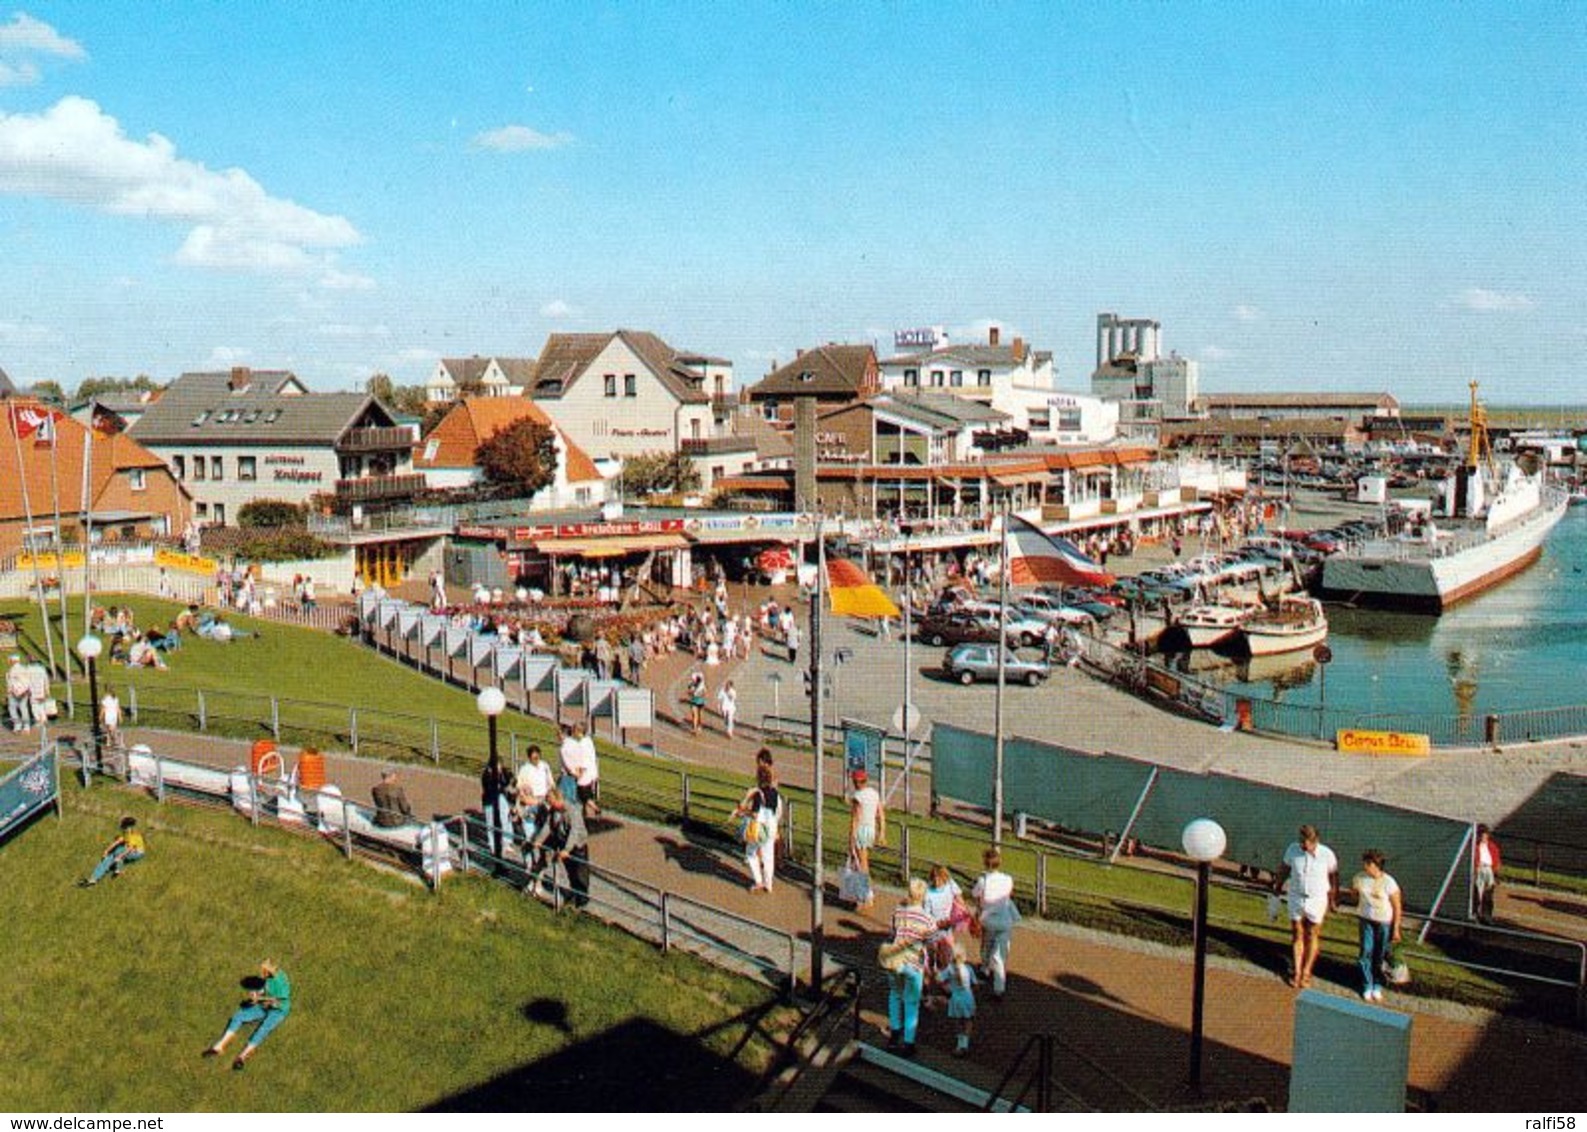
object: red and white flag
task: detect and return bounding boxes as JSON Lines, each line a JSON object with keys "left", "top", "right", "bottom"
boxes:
{"left": 1005, "top": 515, "right": 1116, "bottom": 587}
{"left": 9, "top": 403, "right": 60, "bottom": 445}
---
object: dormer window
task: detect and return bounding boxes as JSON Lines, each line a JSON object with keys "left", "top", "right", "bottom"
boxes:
{"left": 191, "top": 410, "right": 210, "bottom": 426}
{"left": 243, "top": 410, "right": 260, "bottom": 424}
{"left": 798, "top": 371, "right": 815, "bottom": 383}
{"left": 263, "top": 409, "right": 281, "bottom": 424}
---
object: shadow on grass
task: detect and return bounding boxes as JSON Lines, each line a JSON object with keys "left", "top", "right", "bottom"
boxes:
{"left": 424, "top": 1005, "right": 778, "bottom": 1112}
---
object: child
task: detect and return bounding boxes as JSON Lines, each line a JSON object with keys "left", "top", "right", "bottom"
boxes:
{"left": 83, "top": 816, "right": 145, "bottom": 886}
{"left": 938, "top": 940, "right": 978, "bottom": 1056}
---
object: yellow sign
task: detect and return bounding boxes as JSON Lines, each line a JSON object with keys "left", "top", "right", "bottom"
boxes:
{"left": 155, "top": 548, "right": 219, "bottom": 575}
{"left": 16, "top": 550, "right": 85, "bottom": 571}
{"left": 1336, "top": 729, "right": 1431, "bottom": 756}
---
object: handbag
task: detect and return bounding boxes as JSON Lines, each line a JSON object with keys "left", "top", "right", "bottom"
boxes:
{"left": 946, "top": 893, "right": 972, "bottom": 930}
{"left": 742, "top": 816, "right": 763, "bottom": 845}
{"left": 1382, "top": 946, "right": 1411, "bottom": 986}
{"left": 42, "top": 698, "right": 59, "bottom": 719}
{"left": 839, "top": 858, "right": 872, "bottom": 905}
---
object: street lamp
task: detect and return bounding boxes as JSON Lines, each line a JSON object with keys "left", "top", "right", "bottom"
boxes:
{"left": 476, "top": 686, "right": 507, "bottom": 860}
{"left": 76, "top": 634, "right": 103, "bottom": 783}
{"left": 1182, "top": 817, "right": 1227, "bottom": 1093}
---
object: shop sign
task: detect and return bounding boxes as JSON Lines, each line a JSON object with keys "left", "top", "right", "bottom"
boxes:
{"left": 155, "top": 548, "right": 219, "bottom": 575}
{"left": 1336, "top": 729, "right": 1430, "bottom": 756}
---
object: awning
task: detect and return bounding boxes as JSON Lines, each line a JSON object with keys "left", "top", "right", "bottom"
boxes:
{"left": 989, "top": 469, "right": 1050, "bottom": 487}
{"left": 534, "top": 533, "right": 690, "bottom": 558}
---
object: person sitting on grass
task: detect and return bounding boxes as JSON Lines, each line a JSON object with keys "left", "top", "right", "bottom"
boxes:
{"left": 82, "top": 816, "right": 145, "bottom": 886}
{"left": 202, "top": 959, "right": 291, "bottom": 1071}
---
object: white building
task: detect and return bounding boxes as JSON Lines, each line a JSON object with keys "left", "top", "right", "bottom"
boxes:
{"left": 1090, "top": 312, "right": 1200, "bottom": 420}
{"left": 423, "top": 356, "right": 537, "bottom": 404}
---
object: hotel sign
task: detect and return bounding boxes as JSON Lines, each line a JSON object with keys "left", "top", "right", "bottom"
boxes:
{"left": 894, "top": 327, "right": 943, "bottom": 350}
{"left": 1335, "top": 729, "right": 1431, "bottom": 756}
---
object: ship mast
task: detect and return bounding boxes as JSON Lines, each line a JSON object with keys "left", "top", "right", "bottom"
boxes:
{"left": 1466, "top": 379, "right": 1495, "bottom": 477}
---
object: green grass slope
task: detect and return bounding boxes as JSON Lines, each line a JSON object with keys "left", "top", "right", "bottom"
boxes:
{"left": 0, "top": 787, "right": 783, "bottom": 1112}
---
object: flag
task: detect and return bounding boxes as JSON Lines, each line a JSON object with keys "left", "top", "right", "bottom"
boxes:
{"left": 10, "top": 404, "right": 59, "bottom": 446}
{"left": 1005, "top": 515, "right": 1116, "bottom": 587}
{"left": 826, "top": 558, "right": 900, "bottom": 619}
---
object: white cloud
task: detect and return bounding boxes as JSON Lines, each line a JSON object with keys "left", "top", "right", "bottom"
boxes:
{"left": 0, "top": 96, "right": 363, "bottom": 279}
{"left": 1454, "top": 287, "right": 1534, "bottom": 313}
{"left": 471, "top": 124, "right": 573, "bottom": 152}
{"left": 540, "top": 298, "right": 577, "bottom": 319}
{"left": 1201, "top": 345, "right": 1233, "bottom": 362}
{"left": 0, "top": 60, "right": 39, "bottom": 86}
{"left": 0, "top": 13, "right": 86, "bottom": 58}
{"left": 1232, "top": 304, "right": 1263, "bottom": 323}
{"left": 207, "top": 346, "right": 250, "bottom": 366}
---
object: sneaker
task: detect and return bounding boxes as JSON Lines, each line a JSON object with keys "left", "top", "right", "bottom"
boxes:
{"left": 1371, "top": 988, "right": 1385, "bottom": 1002}
{"left": 201, "top": 1048, "right": 219, "bottom": 1059}
{"left": 232, "top": 1058, "right": 247, "bottom": 1072}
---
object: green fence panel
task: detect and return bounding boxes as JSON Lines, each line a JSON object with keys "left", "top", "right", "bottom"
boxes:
{"left": 931, "top": 722, "right": 996, "bottom": 810}
{"left": 1323, "top": 794, "right": 1471, "bottom": 918}
{"left": 1001, "top": 737, "right": 1157, "bottom": 837}
{"left": 1130, "top": 769, "right": 1326, "bottom": 874}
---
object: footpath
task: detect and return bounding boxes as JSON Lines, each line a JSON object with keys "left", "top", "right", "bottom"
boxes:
{"left": 96, "top": 715, "right": 1587, "bottom": 1113}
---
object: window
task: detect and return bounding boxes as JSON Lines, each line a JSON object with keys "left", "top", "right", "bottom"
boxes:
{"left": 263, "top": 409, "right": 281, "bottom": 424}
{"left": 904, "top": 368, "right": 918, "bottom": 387}
{"left": 243, "top": 410, "right": 260, "bottom": 424}
{"left": 574, "top": 486, "right": 592, "bottom": 506}
{"left": 238, "top": 456, "right": 257, "bottom": 482}
{"left": 950, "top": 370, "right": 964, "bottom": 387}
{"left": 1028, "top": 410, "right": 1051, "bottom": 431}
{"left": 624, "top": 374, "right": 637, "bottom": 397}
{"left": 172, "top": 455, "right": 186, "bottom": 480}
{"left": 191, "top": 410, "right": 210, "bottom": 427}
{"left": 763, "top": 400, "right": 779, "bottom": 421}
{"left": 422, "top": 439, "right": 439, "bottom": 462}
{"left": 210, "top": 455, "right": 224, "bottom": 481}
{"left": 128, "top": 468, "right": 146, "bottom": 491}
{"left": 192, "top": 456, "right": 206, "bottom": 482}
{"left": 1057, "top": 408, "right": 1083, "bottom": 431}
{"left": 603, "top": 374, "right": 617, "bottom": 397}
{"left": 195, "top": 502, "right": 208, "bottom": 518}
{"left": 690, "top": 418, "right": 701, "bottom": 440}
{"left": 931, "top": 369, "right": 945, "bottom": 387}
{"left": 978, "top": 369, "right": 992, "bottom": 386}
{"left": 213, "top": 503, "right": 226, "bottom": 526}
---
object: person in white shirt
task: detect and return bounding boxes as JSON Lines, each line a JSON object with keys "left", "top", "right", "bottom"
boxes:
{"left": 1274, "top": 824, "right": 1339, "bottom": 989}
{"left": 514, "top": 745, "right": 555, "bottom": 846}
{"left": 716, "top": 679, "right": 738, "bottom": 738}
{"left": 99, "top": 690, "right": 122, "bottom": 753}
{"left": 559, "top": 722, "right": 600, "bottom": 816}
{"left": 1348, "top": 849, "right": 1402, "bottom": 1002}
{"left": 6, "top": 655, "right": 31, "bottom": 732}
{"left": 848, "top": 770, "right": 884, "bottom": 907}
{"left": 973, "top": 847, "right": 1020, "bottom": 999}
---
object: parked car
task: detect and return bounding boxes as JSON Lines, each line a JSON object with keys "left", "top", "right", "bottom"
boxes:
{"left": 916, "top": 609, "right": 1015, "bottom": 648}
{"left": 942, "top": 642, "right": 1050, "bottom": 687}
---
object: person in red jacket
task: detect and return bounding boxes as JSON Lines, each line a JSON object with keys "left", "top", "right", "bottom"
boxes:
{"left": 1474, "top": 824, "right": 1502, "bottom": 924}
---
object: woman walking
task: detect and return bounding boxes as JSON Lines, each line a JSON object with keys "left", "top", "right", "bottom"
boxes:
{"left": 881, "top": 878, "right": 936, "bottom": 1058}
{"left": 732, "top": 763, "right": 782, "bottom": 893}
{"left": 973, "top": 847, "right": 1020, "bottom": 1000}
{"left": 687, "top": 669, "right": 707, "bottom": 735}
{"left": 1349, "top": 849, "right": 1403, "bottom": 1002}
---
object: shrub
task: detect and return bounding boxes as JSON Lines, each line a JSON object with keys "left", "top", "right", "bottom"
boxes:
{"left": 238, "top": 500, "right": 307, "bottom": 529}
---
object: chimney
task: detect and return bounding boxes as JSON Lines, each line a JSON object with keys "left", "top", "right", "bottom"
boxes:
{"left": 1012, "top": 337, "right": 1025, "bottom": 361}
{"left": 228, "top": 366, "right": 251, "bottom": 392}
{"left": 989, "top": 326, "right": 1000, "bottom": 347}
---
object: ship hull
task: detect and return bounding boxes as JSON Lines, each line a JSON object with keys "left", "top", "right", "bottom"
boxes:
{"left": 1319, "top": 495, "right": 1566, "bottom": 612}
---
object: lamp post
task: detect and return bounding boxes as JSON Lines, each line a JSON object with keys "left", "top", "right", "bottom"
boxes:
{"left": 1182, "top": 817, "right": 1227, "bottom": 1093}
{"left": 476, "top": 686, "right": 507, "bottom": 860}
{"left": 76, "top": 634, "right": 103, "bottom": 783}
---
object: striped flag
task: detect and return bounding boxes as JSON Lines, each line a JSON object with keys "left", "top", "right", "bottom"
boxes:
{"left": 826, "top": 557, "right": 900, "bottom": 619}
{"left": 1005, "top": 515, "right": 1116, "bottom": 587}
{"left": 9, "top": 403, "right": 60, "bottom": 446}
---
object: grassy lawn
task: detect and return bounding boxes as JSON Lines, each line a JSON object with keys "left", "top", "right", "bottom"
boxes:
{"left": 0, "top": 784, "right": 786, "bottom": 1112}
{"left": 6, "top": 594, "right": 1574, "bottom": 1026}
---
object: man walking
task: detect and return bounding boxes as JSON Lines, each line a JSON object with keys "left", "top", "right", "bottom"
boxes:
{"left": 1274, "top": 824, "right": 1339, "bottom": 989}
{"left": 530, "top": 787, "right": 590, "bottom": 907}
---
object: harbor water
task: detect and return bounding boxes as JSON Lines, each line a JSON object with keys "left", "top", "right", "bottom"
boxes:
{"left": 1191, "top": 507, "right": 1587, "bottom": 719}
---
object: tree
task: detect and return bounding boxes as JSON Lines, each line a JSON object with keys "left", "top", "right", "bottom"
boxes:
{"left": 366, "top": 372, "right": 430, "bottom": 416}
{"left": 618, "top": 450, "right": 702, "bottom": 497}
{"left": 476, "top": 417, "right": 558, "bottom": 497}
{"left": 28, "top": 380, "right": 66, "bottom": 405}
{"left": 365, "top": 372, "right": 395, "bottom": 402}
{"left": 75, "top": 374, "right": 163, "bottom": 401}
{"left": 238, "top": 499, "right": 307, "bottom": 529}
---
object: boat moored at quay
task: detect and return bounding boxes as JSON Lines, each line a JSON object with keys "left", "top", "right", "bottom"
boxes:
{"left": 1320, "top": 383, "right": 1569, "bottom": 613}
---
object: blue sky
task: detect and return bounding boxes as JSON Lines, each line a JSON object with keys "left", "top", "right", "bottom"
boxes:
{"left": 0, "top": 3, "right": 1582, "bottom": 403}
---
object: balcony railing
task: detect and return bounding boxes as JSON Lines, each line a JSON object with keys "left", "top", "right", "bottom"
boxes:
{"left": 338, "top": 426, "right": 415, "bottom": 453}
{"left": 333, "top": 473, "right": 428, "bottom": 503}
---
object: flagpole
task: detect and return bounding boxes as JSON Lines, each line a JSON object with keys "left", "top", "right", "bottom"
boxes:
{"left": 47, "top": 414, "right": 73, "bottom": 717}
{"left": 80, "top": 427, "right": 94, "bottom": 634}
{"left": 9, "top": 404, "right": 61, "bottom": 687}
{"left": 809, "top": 511, "right": 826, "bottom": 993}
{"left": 993, "top": 497, "right": 1009, "bottom": 845}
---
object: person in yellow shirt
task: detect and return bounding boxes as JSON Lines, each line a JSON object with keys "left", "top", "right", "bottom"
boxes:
{"left": 83, "top": 816, "right": 145, "bottom": 886}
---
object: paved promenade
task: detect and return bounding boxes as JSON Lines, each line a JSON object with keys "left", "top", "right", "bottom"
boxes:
{"left": 93, "top": 723, "right": 1587, "bottom": 1112}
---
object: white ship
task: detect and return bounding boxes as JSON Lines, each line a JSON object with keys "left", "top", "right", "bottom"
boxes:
{"left": 1321, "top": 383, "right": 1568, "bottom": 613}
{"left": 1236, "top": 595, "right": 1329, "bottom": 656}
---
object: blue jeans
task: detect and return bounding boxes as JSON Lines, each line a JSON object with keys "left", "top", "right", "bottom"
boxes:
{"left": 887, "top": 965, "right": 924, "bottom": 1044}
{"left": 224, "top": 1004, "right": 287, "bottom": 1050}
{"left": 89, "top": 846, "right": 143, "bottom": 884}
{"left": 1359, "top": 919, "right": 1391, "bottom": 993}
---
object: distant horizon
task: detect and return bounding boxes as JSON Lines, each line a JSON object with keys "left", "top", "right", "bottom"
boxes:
{"left": 0, "top": 5, "right": 1582, "bottom": 404}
